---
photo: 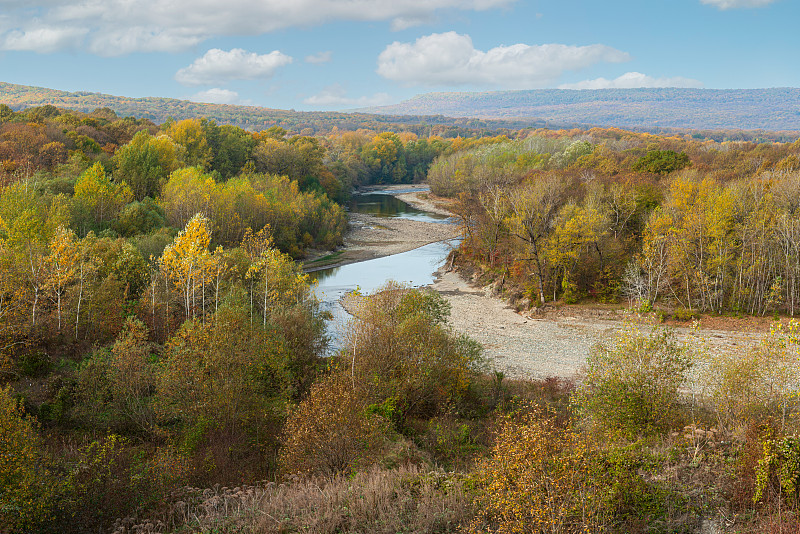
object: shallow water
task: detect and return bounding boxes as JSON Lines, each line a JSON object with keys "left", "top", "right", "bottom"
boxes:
{"left": 348, "top": 192, "right": 448, "bottom": 222}
{"left": 311, "top": 192, "right": 457, "bottom": 351}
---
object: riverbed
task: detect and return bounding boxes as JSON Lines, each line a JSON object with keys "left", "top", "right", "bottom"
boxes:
{"left": 310, "top": 186, "right": 767, "bottom": 379}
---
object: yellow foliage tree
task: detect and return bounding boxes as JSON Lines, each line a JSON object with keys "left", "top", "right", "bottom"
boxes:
{"left": 160, "top": 213, "right": 212, "bottom": 320}
{"left": 164, "top": 118, "right": 212, "bottom": 169}
{"left": 468, "top": 406, "right": 607, "bottom": 533}
{"left": 44, "top": 225, "right": 79, "bottom": 333}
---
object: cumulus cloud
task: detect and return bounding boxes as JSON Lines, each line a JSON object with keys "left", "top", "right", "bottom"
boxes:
{"left": 305, "top": 51, "right": 332, "bottom": 64}
{"left": 189, "top": 88, "right": 246, "bottom": 105}
{"left": 0, "top": 0, "right": 516, "bottom": 55}
{"left": 559, "top": 72, "right": 704, "bottom": 90}
{"left": 700, "top": 0, "right": 775, "bottom": 8}
{"left": 377, "top": 32, "right": 630, "bottom": 88}
{"left": 1, "top": 26, "right": 87, "bottom": 53}
{"left": 175, "top": 48, "right": 293, "bottom": 86}
{"left": 303, "top": 84, "right": 393, "bottom": 108}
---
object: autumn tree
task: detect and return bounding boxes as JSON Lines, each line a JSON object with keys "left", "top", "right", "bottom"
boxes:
{"left": 507, "top": 175, "right": 567, "bottom": 305}
{"left": 73, "top": 162, "right": 133, "bottom": 231}
{"left": 160, "top": 213, "right": 212, "bottom": 321}
{"left": 156, "top": 294, "right": 290, "bottom": 444}
{"left": 164, "top": 118, "right": 212, "bottom": 169}
{"left": 113, "top": 130, "right": 183, "bottom": 200}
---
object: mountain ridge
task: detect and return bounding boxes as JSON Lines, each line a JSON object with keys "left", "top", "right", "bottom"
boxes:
{"left": 354, "top": 87, "right": 800, "bottom": 131}
{"left": 0, "top": 81, "right": 561, "bottom": 134}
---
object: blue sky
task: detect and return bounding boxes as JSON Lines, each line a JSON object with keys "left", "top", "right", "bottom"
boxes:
{"left": 0, "top": 0, "right": 796, "bottom": 111}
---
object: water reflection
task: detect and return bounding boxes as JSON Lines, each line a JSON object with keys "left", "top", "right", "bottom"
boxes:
{"left": 349, "top": 193, "right": 448, "bottom": 222}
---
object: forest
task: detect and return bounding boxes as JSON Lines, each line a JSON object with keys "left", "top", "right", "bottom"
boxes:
{"left": 3, "top": 104, "right": 800, "bottom": 533}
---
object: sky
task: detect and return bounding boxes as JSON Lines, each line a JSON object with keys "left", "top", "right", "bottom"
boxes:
{"left": 0, "top": 0, "right": 797, "bottom": 112}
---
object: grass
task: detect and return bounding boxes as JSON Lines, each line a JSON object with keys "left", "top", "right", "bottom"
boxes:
{"left": 150, "top": 466, "right": 470, "bottom": 534}
{"left": 302, "top": 251, "right": 345, "bottom": 269}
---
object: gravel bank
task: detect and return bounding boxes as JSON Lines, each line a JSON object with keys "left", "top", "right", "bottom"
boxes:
{"left": 304, "top": 189, "right": 457, "bottom": 272}
{"left": 430, "top": 269, "right": 766, "bottom": 381}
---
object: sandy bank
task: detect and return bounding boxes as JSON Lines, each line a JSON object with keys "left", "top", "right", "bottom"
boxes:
{"left": 304, "top": 189, "right": 458, "bottom": 272}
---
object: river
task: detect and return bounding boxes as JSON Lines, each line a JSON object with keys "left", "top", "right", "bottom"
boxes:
{"left": 309, "top": 190, "right": 456, "bottom": 350}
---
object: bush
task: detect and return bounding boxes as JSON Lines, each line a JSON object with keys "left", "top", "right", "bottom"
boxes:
{"left": 672, "top": 307, "right": 698, "bottom": 321}
{"left": 278, "top": 373, "right": 391, "bottom": 476}
{"left": 574, "top": 321, "right": 692, "bottom": 438}
{"left": 341, "top": 283, "right": 484, "bottom": 427}
{"left": 467, "top": 404, "right": 610, "bottom": 533}
{"left": 701, "top": 321, "right": 800, "bottom": 434}
{"left": 0, "top": 387, "right": 54, "bottom": 531}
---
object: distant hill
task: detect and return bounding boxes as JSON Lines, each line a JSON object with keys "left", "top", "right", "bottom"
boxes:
{"left": 355, "top": 88, "right": 800, "bottom": 131}
{"left": 0, "top": 81, "right": 564, "bottom": 135}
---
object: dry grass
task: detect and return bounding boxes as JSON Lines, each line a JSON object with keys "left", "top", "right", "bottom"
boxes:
{"left": 141, "top": 465, "right": 470, "bottom": 534}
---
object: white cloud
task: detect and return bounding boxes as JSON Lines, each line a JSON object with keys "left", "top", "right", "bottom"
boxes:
{"left": 1, "top": 26, "right": 87, "bottom": 52}
{"left": 189, "top": 88, "right": 246, "bottom": 105}
{"left": 303, "top": 84, "right": 393, "bottom": 108}
{"left": 88, "top": 28, "right": 202, "bottom": 55}
{"left": 559, "top": 72, "right": 704, "bottom": 90}
{"left": 700, "top": 0, "right": 775, "bottom": 8}
{"left": 0, "top": 0, "right": 516, "bottom": 55}
{"left": 377, "top": 32, "right": 630, "bottom": 88}
{"left": 175, "top": 48, "right": 293, "bottom": 86}
{"left": 305, "top": 50, "right": 332, "bottom": 64}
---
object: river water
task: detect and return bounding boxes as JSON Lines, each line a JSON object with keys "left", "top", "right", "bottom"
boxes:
{"left": 309, "top": 191, "right": 456, "bottom": 350}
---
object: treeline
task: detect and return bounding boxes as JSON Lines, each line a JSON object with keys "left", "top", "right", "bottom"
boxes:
{"left": 431, "top": 127, "right": 800, "bottom": 316}
{"left": 0, "top": 104, "right": 517, "bottom": 196}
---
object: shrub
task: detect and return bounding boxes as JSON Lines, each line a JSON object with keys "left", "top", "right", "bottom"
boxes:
{"left": 341, "top": 283, "right": 484, "bottom": 427}
{"left": 755, "top": 430, "right": 800, "bottom": 507}
{"left": 574, "top": 321, "right": 692, "bottom": 438}
{"left": 467, "top": 405, "right": 610, "bottom": 533}
{"left": 0, "top": 387, "right": 54, "bottom": 531}
{"left": 673, "top": 307, "right": 698, "bottom": 321}
{"left": 701, "top": 321, "right": 800, "bottom": 434}
{"left": 278, "top": 373, "right": 391, "bottom": 476}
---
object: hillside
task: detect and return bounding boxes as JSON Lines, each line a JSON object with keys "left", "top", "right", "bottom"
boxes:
{"left": 0, "top": 81, "right": 559, "bottom": 135}
{"left": 356, "top": 87, "right": 800, "bottom": 131}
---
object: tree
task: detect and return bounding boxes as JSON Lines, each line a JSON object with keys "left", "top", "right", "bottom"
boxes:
{"left": 44, "top": 226, "right": 79, "bottom": 333}
{"left": 113, "top": 131, "right": 183, "bottom": 200}
{"left": 342, "top": 283, "right": 483, "bottom": 424}
{"left": 160, "top": 166, "right": 216, "bottom": 228}
{"left": 507, "top": 176, "right": 566, "bottom": 305}
{"left": 164, "top": 118, "right": 212, "bottom": 169}
{"left": 633, "top": 149, "right": 690, "bottom": 175}
{"left": 160, "top": 213, "right": 212, "bottom": 320}
{"left": 157, "top": 294, "right": 290, "bottom": 433}
{"left": 74, "top": 162, "right": 133, "bottom": 230}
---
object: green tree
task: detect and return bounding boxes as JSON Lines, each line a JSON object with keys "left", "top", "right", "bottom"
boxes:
{"left": 633, "top": 149, "right": 690, "bottom": 175}
{"left": 74, "top": 162, "right": 133, "bottom": 230}
{"left": 113, "top": 131, "right": 184, "bottom": 200}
